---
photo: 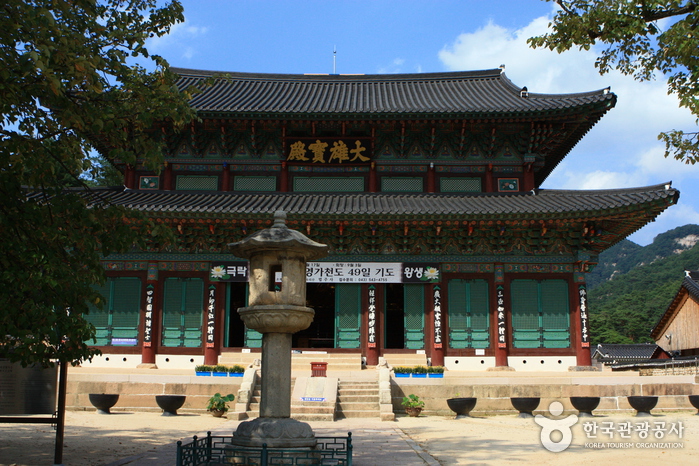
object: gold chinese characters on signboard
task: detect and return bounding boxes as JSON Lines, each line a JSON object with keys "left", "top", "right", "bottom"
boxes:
{"left": 286, "top": 138, "right": 371, "bottom": 164}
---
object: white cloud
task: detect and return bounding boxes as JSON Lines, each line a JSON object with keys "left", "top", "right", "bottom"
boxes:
{"left": 146, "top": 21, "right": 208, "bottom": 61}
{"left": 438, "top": 13, "right": 699, "bottom": 245}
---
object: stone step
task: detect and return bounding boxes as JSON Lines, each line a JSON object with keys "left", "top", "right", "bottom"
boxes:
{"left": 337, "top": 388, "right": 378, "bottom": 396}
{"left": 336, "top": 401, "right": 378, "bottom": 411}
{"left": 338, "top": 395, "right": 378, "bottom": 403}
{"left": 335, "top": 409, "right": 380, "bottom": 419}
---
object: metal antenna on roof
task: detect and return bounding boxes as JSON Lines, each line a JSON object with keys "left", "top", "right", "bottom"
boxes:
{"left": 333, "top": 46, "right": 337, "bottom": 74}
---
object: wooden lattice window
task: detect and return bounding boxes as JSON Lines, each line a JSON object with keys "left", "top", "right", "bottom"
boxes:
{"left": 447, "top": 279, "right": 489, "bottom": 349}
{"left": 511, "top": 279, "right": 570, "bottom": 349}
{"left": 162, "top": 278, "right": 204, "bottom": 348}
{"left": 176, "top": 175, "right": 218, "bottom": 191}
{"left": 86, "top": 277, "right": 141, "bottom": 346}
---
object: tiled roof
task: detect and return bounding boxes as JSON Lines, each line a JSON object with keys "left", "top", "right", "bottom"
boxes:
{"left": 74, "top": 183, "right": 676, "bottom": 218}
{"left": 592, "top": 343, "right": 663, "bottom": 359}
{"left": 171, "top": 68, "right": 616, "bottom": 116}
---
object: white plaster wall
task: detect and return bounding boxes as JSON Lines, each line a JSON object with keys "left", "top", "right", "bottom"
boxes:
{"left": 155, "top": 354, "right": 204, "bottom": 369}
{"left": 444, "top": 356, "right": 496, "bottom": 371}
{"left": 507, "top": 356, "right": 576, "bottom": 371}
{"left": 80, "top": 353, "right": 143, "bottom": 368}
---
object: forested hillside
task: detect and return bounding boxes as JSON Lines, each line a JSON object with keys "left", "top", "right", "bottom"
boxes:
{"left": 587, "top": 225, "right": 699, "bottom": 344}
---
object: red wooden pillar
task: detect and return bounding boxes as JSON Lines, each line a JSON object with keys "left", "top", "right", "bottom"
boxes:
{"left": 494, "top": 266, "right": 509, "bottom": 367}
{"left": 427, "top": 163, "right": 436, "bottom": 193}
{"left": 140, "top": 263, "right": 159, "bottom": 365}
{"left": 124, "top": 165, "right": 136, "bottom": 189}
{"left": 369, "top": 162, "right": 377, "bottom": 192}
{"left": 523, "top": 164, "right": 535, "bottom": 192}
{"left": 429, "top": 284, "right": 445, "bottom": 367}
{"left": 163, "top": 163, "right": 173, "bottom": 190}
{"left": 485, "top": 164, "right": 493, "bottom": 193}
{"left": 280, "top": 161, "right": 289, "bottom": 192}
{"left": 574, "top": 274, "right": 592, "bottom": 366}
{"left": 203, "top": 282, "right": 223, "bottom": 366}
{"left": 221, "top": 162, "right": 230, "bottom": 192}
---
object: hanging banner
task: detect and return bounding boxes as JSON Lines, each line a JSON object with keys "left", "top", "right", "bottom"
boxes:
{"left": 496, "top": 285, "right": 506, "bottom": 348}
{"left": 211, "top": 261, "right": 440, "bottom": 284}
{"left": 367, "top": 285, "right": 377, "bottom": 348}
{"left": 206, "top": 285, "right": 216, "bottom": 348}
{"left": 433, "top": 286, "right": 442, "bottom": 349}
{"left": 306, "top": 262, "right": 440, "bottom": 283}
{"left": 579, "top": 285, "right": 590, "bottom": 348}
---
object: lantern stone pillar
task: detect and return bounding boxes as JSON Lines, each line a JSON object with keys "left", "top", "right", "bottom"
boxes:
{"left": 228, "top": 211, "right": 328, "bottom": 448}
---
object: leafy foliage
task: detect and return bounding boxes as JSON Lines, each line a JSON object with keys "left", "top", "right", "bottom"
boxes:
{"left": 528, "top": 1, "right": 699, "bottom": 163}
{"left": 588, "top": 225, "right": 699, "bottom": 343}
{"left": 206, "top": 393, "right": 235, "bottom": 412}
{"left": 0, "top": 0, "right": 196, "bottom": 366}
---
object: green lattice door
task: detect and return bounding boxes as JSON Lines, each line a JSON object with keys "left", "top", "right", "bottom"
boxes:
{"left": 335, "top": 284, "right": 361, "bottom": 349}
{"left": 404, "top": 285, "right": 424, "bottom": 349}
{"left": 86, "top": 277, "right": 141, "bottom": 346}
{"left": 511, "top": 279, "right": 570, "bottom": 348}
{"left": 162, "top": 278, "right": 204, "bottom": 347}
{"left": 447, "top": 279, "right": 489, "bottom": 349}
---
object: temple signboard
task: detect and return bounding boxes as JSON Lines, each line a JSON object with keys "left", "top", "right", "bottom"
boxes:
{"left": 285, "top": 138, "right": 372, "bottom": 164}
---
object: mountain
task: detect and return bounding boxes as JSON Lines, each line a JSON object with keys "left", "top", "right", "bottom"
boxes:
{"left": 587, "top": 224, "right": 699, "bottom": 344}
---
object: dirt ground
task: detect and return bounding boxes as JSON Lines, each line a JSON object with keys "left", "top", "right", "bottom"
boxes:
{"left": 1, "top": 410, "right": 697, "bottom": 465}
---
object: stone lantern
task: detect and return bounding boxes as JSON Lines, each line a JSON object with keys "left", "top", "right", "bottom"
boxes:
{"left": 228, "top": 211, "right": 328, "bottom": 449}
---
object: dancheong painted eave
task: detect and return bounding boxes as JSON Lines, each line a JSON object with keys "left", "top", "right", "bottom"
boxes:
{"left": 70, "top": 182, "right": 677, "bottom": 220}
{"left": 170, "top": 67, "right": 617, "bottom": 117}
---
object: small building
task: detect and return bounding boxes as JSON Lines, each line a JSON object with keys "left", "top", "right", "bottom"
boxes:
{"left": 85, "top": 68, "right": 678, "bottom": 371}
{"left": 651, "top": 271, "right": 699, "bottom": 356}
{"left": 591, "top": 343, "right": 670, "bottom": 367}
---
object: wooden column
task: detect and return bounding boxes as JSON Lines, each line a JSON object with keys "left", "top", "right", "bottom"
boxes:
{"left": 280, "top": 161, "right": 289, "bottom": 192}
{"left": 427, "top": 163, "right": 436, "bottom": 193}
{"left": 365, "top": 284, "right": 380, "bottom": 365}
{"left": 221, "top": 162, "right": 230, "bottom": 191}
{"left": 523, "top": 164, "right": 535, "bottom": 192}
{"left": 485, "top": 164, "right": 493, "bottom": 193}
{"left": 204, "top": 283, "right": 222, "bottom": 366}
{"left": 494, "top": 265, "right": 509, "bottom": 367}
{"left": 429, "top": 284, "right": 445, "bottom": 366}
{"left": 140, "top": 263, "right": 158, "bottom": 366}
{"left": 574, "top": 275, "right": 592, "bottom": 366}
{"left": 163, "top": 163, "right": 173, "bottom": 190}
{"left": 369, "top": 162, "right": 377, "bottom": 192}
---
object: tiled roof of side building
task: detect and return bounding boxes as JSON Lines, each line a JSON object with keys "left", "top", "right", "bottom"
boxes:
{"left": 170, "top": 68, "right": 616, "bottom": 116}
{"left": 651, "top": 270, "right": 699, "bottom": 339}
{"left": 66, "top": 182, "right": 677, "bottom": 217}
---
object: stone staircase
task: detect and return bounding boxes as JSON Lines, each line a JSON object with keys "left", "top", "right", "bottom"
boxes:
{"left": 246, "top": 377, "right": 382, "bottom": 420}
{"left": 335, "top": 380, "right": 380, "bottom": 419}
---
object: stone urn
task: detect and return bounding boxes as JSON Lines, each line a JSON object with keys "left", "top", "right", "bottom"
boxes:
{"left": 88, "top": 394, "right": 119, "bottom": 414}
{"left": 688, "top": 395, "right": 699, "bottom": 415}
{"left": 627, "top": 396, "right": 658, "bottom": 416}
{"left": 570, "top": 397, "right": 600, "bottom": 417}
{"left": 447, "top": 397, "right": 477, "bottom": 419}
{"left": 511, "top": 397, "right": 540, "bottom": 418}
{"left": 155, "top": 395, "right": 186, "bottom": 416}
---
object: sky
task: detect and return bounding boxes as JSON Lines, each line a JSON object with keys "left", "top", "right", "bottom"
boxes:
{"left": 146, "top": 0, "right": 699, "bottom": 246}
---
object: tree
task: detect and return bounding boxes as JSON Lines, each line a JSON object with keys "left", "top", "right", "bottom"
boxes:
{"left": 528, "top": 1, "right": 699, "bottom": 164}
{"left": 0, "top": 0, "right": 196, "bottom": 366}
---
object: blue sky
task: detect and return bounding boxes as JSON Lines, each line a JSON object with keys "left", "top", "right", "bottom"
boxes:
{"left": 147, "top": 0, "right": 699, "bottom": 246}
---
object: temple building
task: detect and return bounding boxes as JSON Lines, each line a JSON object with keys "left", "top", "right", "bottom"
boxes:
{"left": 86, "top": 67, "right": 678, "bottom": 371}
